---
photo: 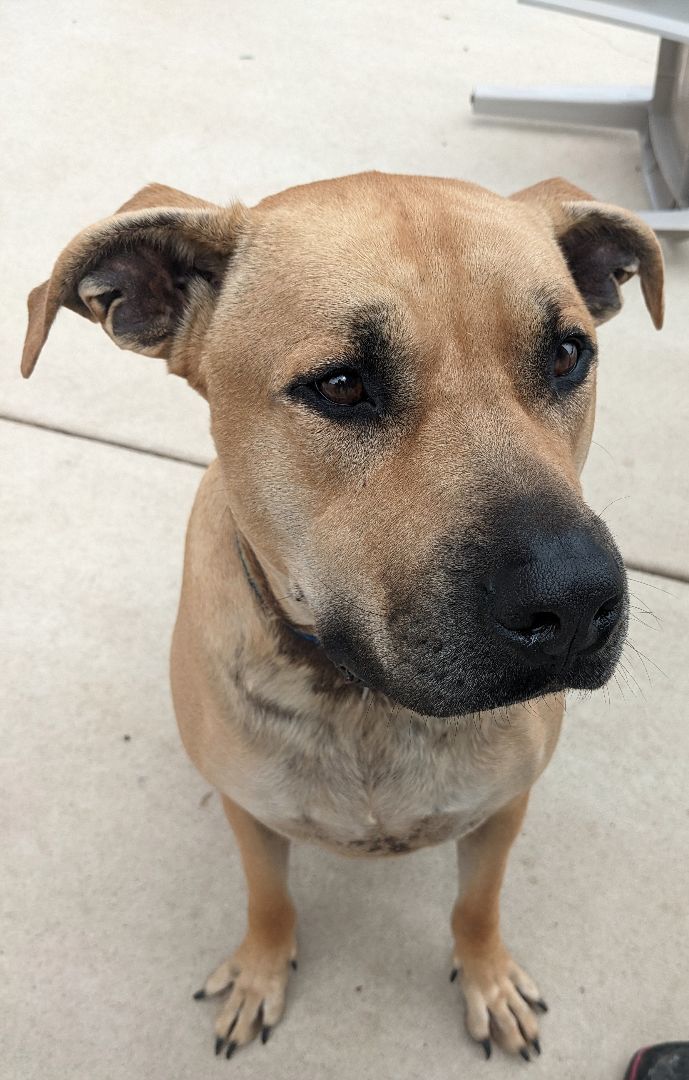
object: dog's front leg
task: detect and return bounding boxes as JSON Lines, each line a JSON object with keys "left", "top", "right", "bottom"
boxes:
{"left": 450, "top": 791, "right": 546, "bottom": 1061}
{"left": 196, "top": 795, "right": 297, "bottom": 1058}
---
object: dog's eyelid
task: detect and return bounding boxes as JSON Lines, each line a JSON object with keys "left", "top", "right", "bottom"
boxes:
{"left": 552, "top": 325, "right": 597, "bottom": 364}
{"left": 551, "top": 317, "right": 587, "bottom": 338}
{"left": 283, "top": 359, "right": 365, "bottom": 396}
{"left": 299, "top": 359, "right": 361, "bottom": 384}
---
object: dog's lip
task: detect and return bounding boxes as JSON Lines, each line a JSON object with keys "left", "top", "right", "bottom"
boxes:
{"left": 346, "top": 647, "right": 621, "bottom": 718}
{"left": 322, "top": 648, "right": 371, "bottom": 688}
{"left": 329, "top": 655, "right": 560, "bottom": 712}
{"left": 335, "top": 662, "right": 368, "bottom": 687}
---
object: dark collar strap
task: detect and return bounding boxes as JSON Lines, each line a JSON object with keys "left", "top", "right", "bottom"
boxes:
{"left": 235, "top": 537, "right": 321, "bottom": 647}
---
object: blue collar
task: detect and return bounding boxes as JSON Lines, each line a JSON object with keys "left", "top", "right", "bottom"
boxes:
{"left": 235, "top": 537, "right": 321, "bottom": 647}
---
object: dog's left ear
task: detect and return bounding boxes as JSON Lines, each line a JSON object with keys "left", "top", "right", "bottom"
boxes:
{"left": 511, "top": 177, "right": 664, "bottom": 330}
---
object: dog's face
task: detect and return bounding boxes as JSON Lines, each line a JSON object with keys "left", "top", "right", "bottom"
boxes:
{"left": 23, "top": 173, "right": 664, "bottom": 717}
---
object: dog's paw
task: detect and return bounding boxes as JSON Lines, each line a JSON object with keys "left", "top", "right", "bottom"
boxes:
{"left": 450, "top": 940, "right": 547, "bottom": 1060}
{"left": 193, "top": 936, "right": 297, "bottom": 1058}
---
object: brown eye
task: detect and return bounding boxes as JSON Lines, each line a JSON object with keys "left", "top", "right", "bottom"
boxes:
{"left": 554, "top": 338, "right": 580, "bottom": 377}
{"left": 316, "top": 368, "right": 366, "bottom": 405}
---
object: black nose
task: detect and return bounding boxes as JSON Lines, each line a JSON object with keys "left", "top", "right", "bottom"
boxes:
{"left": 487, "top": 529, "right": 626, "bottom": 666}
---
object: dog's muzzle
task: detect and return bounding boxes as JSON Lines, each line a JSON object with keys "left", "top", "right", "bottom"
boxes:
{"left": 319, "top": 496, "right": 628, "bottom": 718}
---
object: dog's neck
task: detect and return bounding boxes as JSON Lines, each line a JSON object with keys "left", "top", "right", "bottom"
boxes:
{"left": 235, "top": 533, "right": 321, "bottom": 648}
{"left": 235, "top": 532, "right": 370, "bottom": 691}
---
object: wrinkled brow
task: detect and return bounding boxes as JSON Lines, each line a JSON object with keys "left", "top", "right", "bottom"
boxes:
{"left": 345, "top": 303, "right": 409, "bottom": 377}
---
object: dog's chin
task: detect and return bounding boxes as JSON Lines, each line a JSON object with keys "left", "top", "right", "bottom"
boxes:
{"left": 331, "top": 643, "right": 624, "bottom": 720}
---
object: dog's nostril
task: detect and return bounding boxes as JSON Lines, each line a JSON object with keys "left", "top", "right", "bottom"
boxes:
{"left": 593, "top": 595, "right": 622, "bottom": 628}
{"left": 499, "top": 609, "right": 560, "bottom": 639}
{"left": 523, "top": 610, "right": 560, "bottom": 634}
{"left": 597, "top": 597, "right": 618, "bottom": 618}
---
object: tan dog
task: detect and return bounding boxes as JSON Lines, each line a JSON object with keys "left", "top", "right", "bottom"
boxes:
{"left": 22, "top": 172, "right": 664, "bottom": 1062}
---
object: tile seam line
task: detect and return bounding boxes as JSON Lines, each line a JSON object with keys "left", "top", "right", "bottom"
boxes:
{"left": 3, "top": 413, "right": 688, "bottom": 587}
{"left": 0, "top": 413, "right": 210, "bottom": 469}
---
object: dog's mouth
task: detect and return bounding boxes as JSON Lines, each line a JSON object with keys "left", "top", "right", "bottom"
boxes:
{"left": 335, "top": 663, "right": 367, "bottom": 686}
{"left": 338, "top": 659, "right": 615, "bottom": 718}
{"left": 322, "top": 616, "right": 626, "bottom": 719}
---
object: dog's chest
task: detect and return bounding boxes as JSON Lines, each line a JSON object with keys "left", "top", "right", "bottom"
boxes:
{"left": 223, "top": 692, "right": 541, "bottom": 855}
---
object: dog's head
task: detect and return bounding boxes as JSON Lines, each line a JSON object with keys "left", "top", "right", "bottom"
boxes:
{"left": 23, "top": 173, "right": 663, "bottom": 716}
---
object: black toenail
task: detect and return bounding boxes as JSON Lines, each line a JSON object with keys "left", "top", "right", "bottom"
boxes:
{"left": 193, "top": 988, "right": 206, "bottom": 1000}
{"left": 226, "top": 1040, "right": 237, "bottom": 1059}
{"left": 481, "top": 1038, "right": 492, "bottom": 1060}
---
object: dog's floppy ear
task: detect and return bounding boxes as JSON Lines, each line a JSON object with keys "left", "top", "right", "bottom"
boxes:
{"left": 511, "top": 177, "right": 664, "bottom": 330}
{"left": 21, "top": 183, "right": 248, "bottom": 395}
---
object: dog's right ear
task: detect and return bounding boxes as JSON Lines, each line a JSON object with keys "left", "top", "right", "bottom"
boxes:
{"left": 21, "top": 183, "right": 248, "bottom": 397}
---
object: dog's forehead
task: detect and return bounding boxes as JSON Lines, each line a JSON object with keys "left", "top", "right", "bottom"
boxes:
{"left": 247, "top": 172, "right": 572, "bottom": 318}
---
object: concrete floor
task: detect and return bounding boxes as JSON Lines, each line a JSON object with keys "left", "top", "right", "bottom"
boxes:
{"left": 2, "top": 3, "right": 688, "bottom": 1079}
